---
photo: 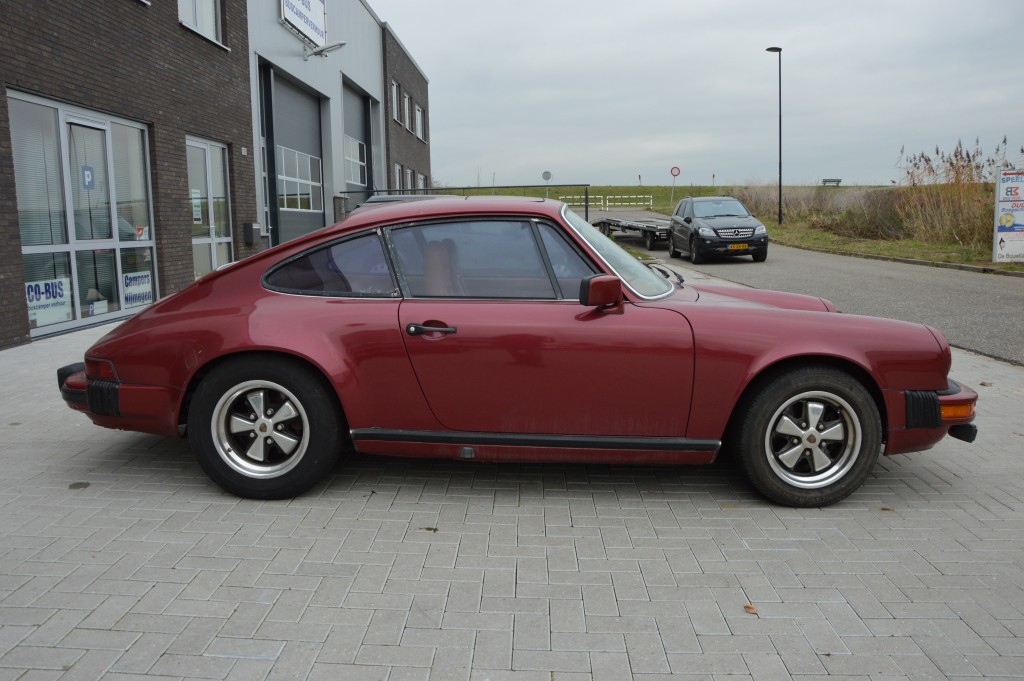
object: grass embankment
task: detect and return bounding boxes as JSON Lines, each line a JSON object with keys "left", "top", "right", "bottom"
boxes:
{"left": 443, "top": 140, "right": 1024, "bottom": 272}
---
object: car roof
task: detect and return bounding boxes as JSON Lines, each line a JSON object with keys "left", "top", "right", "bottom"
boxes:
{"left": 342, "top": 195, "right": 561, "bottom": 232}
{"left": 692, "top": 195, "right": 739, "bottom": 202}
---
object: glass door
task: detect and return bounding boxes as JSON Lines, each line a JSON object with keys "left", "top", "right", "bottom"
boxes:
{"left": 187, "top": 138, "right": 232, "bottom": 279}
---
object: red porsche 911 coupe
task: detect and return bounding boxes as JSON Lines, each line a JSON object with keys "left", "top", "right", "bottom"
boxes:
{"left": 58, "top": 197, "right": 977, "bottom": 507}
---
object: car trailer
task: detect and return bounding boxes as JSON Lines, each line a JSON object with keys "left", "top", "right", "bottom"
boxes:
{"left": 591, "top": 216, "right": 670, "bottom": 250}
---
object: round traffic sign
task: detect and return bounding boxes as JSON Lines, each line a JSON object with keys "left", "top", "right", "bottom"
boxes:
{"left": 670, "top": 166, "right": 681, "bottom": 177}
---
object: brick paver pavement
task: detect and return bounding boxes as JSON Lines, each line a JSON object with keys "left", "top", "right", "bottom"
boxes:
{"left": 0, "top": 312, "right": 1021, "bottom": 680}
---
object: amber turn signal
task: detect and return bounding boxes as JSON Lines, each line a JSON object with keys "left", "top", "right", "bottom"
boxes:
{"left": 941, "top": 403, "right": 974, "bottom": 420}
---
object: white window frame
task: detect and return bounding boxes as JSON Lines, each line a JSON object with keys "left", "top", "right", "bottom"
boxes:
{"left": 394, "top": 163, "right": 402, "bottom": 190}
{"left": 414, "top": 105, "right": 425, "bottom": 141}
{"left": 391, "top": 81, "right": 400, "bottom": 122}
{"left": 416, "top": 173, "right": 426, "bottom": 191}
{"left": 275, "top": 145, "right": 323, "bottom": 213}
{"left": 405, "top": 168, "right": 413, "bottom": 192}
{"left": 11, "top": 91, "right": 158, "bottom": 337}
{"left": 178, "top": 0, "right": 223, "bottom": 45}
{"left": 344, "top": 135, "right": 367, "bottom": 187}
{"left": 403, "top": 93, "right": 410, "bottom": 130}
{"left": 187, "top": 136, "right": 233, "bottom": 279}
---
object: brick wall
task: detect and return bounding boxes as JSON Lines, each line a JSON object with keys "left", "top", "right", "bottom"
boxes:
{"left": 0, "top": 0, "right": 260, "bottom": 349}
{"left": 382, "top": 25, "right": 431, "bottom": 190}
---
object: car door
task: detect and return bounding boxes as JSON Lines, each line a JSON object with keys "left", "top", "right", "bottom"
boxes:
{"left": 670, "top": 199, "right": 689, "bottom": 243}
{"left": 388, "top": 218, "right": 696, "bottom": 438}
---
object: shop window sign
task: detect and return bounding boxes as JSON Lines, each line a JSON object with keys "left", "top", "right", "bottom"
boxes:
{"left": 26, "top": 277, "right": 73, "bottom": 326}
{"left": 82, "top": 165, "right": 95, "bottom": 190}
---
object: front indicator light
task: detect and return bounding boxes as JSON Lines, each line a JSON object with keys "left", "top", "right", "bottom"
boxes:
{"left": 941, "top": 403, "right": 974, "bottom": 420}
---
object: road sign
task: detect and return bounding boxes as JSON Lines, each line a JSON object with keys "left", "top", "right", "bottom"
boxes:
{"left": 670, "top": 166, "right": 680, "bottom": 177}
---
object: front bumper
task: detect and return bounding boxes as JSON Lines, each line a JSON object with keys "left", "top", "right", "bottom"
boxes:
{"left": 695, "top": 235, "right": 769, "bottom": 257}
{"left": 885, "top": 378, "right": 979, "bottom": 454}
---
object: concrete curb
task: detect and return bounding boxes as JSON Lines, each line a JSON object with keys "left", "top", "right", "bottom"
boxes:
{"left": 770, "top": 239, "right": 1024, "bottom": 278}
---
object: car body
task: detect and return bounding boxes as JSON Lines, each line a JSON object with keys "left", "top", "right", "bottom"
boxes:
{"left": 668, "top": 195, "right": 769, "bottom": 263}
{"left": 58, "top": 197, "right": 977, "bottom": 506}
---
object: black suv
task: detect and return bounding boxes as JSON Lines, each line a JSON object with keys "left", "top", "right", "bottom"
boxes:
{"left": 667, "top": 196, "right": 768, "bottom": 263}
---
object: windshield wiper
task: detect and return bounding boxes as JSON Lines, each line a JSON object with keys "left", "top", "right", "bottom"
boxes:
{"left": 645, "top": 262, "right": 684, "bottom": 286}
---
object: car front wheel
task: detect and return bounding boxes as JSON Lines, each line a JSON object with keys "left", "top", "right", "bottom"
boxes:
{"left": 188, "top": 356, "right": 343, "bottom": 499}
{"left": 752, "top": 249, "right": 767, "bottom": 262}
{"left": 689, "top": 238, "right": 705, "bottom": 264}
{"left": 733, "top": 367, "right": 882, "bottom": 507}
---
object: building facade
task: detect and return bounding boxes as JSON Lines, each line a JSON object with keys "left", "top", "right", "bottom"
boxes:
{"left": 1, "top": 0, "right": 429, "bottom": 350}
{"left": 248, "top": 0, "right": 390, "bottom": 246}
{"left": 1, "top": 0, "right": 259, "bottom": 348}
{"left": 383, "top": 24, "right": 431, "bottom": 195}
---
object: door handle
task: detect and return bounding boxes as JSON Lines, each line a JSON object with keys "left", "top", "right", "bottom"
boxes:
{"left": 406, "top": 323, "right": 458, "bottom": 336}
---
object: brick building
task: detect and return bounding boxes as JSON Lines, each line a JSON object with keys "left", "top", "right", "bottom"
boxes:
{"left": 383, "top": 23, "right": 431, "bottom": 194}
{"left": 0, "top": 0, "right": 259, "bottom": 348}
{"left": 1, "top": 0, "right": 430, "bottom": 350}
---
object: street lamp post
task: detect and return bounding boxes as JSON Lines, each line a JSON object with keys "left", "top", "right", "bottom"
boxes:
{"left": 766, "top": 46, "right": 782, "bottom": 225}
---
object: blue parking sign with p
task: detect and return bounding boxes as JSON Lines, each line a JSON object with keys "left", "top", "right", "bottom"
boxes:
{"left": 82, "top": 165, "right": 94, "bottom": 190}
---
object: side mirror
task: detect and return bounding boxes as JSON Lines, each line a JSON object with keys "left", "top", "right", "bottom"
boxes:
{"left": 579, "top": 274, "right": 623, "bottom": 308}
{"left": 683, "top": 216, "right": 692, "bottom": 224}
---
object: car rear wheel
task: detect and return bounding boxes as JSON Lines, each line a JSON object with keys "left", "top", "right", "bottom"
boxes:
{"left": 733, "top": 366, "right": 881, "bottom": 507}
{"left": 689, "top": 238, "right": 705, "bottom": 264}
{"left": 188, "top": 356, "right": 343, "bottom": 499}
{"left": 667, "top": 235, "right": 680, "bottom": 258}
{"left": 644, "top": 231, "right": 656, "bottom": 250}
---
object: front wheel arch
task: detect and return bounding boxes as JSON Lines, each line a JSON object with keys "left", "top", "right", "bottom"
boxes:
{"left": 727, "top": 356, "right": 888, "bottom": 437}
{"left": 722, "top": 359, "right": 887, "bottom": 506}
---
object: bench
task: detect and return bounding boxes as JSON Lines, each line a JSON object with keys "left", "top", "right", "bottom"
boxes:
{"left": 822, "top": 178, "right": 842, "bottom": 186}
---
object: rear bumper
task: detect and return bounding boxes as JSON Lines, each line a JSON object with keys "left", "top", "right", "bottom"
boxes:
{"left": 58, "top": 363, "right": 182, "bottom": 437}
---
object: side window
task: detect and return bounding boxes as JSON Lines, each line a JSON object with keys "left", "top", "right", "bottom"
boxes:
{"left": 684, "top": 202, "right": 693, "bottom": 220}
{"left": 390, "top": 220, "right": 557, "bottom": 299}
{"left": 538, "top": 224, "right": 596, "bottom": 298}
{"left": 264, "top": 233, "right": 394, "bottom": 297}
{"left": 674, "top": 202, "right": 685, "bottom": 218}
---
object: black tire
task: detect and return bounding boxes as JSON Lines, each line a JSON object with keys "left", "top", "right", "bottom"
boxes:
{"left": 689, "top": 239, "right": 705, "bottom": 265}
{"left": 667, "top": 235, "right": 680, "bottom": 258}
{"left": 644, "top": 231, "right": 656, "bottom": 250}
{"left": 752, "top": 249, "right": 768, "bottom": 263}
{"left": 188, "top": 355, "right": 344, "bottom": 499}
{"left": 732, "top": 366, "right": 882, "bottom": 507}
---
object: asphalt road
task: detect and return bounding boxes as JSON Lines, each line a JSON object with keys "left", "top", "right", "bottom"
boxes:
{"left": 604, "top": 212, "right": 1024, "bottom": 366}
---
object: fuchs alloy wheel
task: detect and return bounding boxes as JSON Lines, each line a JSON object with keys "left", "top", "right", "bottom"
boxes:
{"left": 734, "top": 366, "right": 882, "bottom": 507}
{"left": 188, "top": 356, "right": 343, "bottom": 499}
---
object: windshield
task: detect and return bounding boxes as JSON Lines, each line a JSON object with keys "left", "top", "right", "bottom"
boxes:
{"left": 693, "top": 199, "right": 750, "bottom": 219}
{"left": 561, "top": 206, "right": 672, "bottom": 299}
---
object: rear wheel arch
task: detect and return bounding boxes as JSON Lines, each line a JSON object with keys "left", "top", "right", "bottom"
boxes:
{"left": 178, "top": 350, "right": 349, "bottom": 436}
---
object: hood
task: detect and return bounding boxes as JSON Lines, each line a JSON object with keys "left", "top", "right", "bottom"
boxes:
{"left": 688, "top": 283, "right": 835, "bottom": 313}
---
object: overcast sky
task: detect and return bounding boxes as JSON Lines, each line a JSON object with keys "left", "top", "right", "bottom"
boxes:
{"left": 369, "top": 0, "right": 1017, "bottom": 188}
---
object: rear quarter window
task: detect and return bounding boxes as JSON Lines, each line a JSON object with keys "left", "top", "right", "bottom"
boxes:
{"left": 264, "top": 233, "right": 396, "bottom": 297}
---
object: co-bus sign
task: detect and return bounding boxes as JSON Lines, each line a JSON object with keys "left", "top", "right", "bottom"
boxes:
{"left": 670, "top": 166, "right": 681, "bottom": 177}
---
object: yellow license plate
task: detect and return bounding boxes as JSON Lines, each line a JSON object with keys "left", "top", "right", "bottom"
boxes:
{"left": 728, "top": 243, "right": 749, "bottom": 250}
